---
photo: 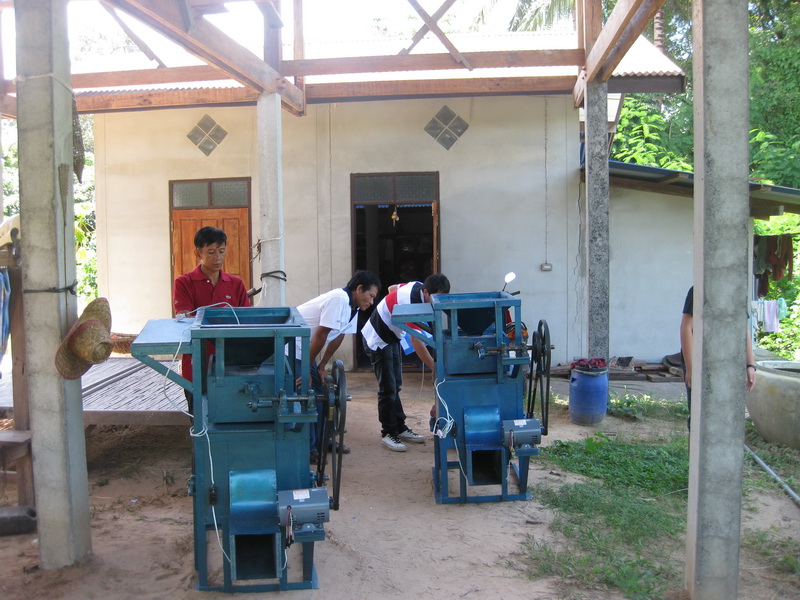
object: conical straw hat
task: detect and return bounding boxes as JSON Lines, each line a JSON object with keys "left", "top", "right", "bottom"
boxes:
{"left": 55, "top": 297, "right": 113, "bottom": 380}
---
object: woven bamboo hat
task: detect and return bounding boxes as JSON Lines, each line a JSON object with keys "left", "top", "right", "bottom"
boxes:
{"left": 55, "top": 297, "right": 113, "bottom": 380}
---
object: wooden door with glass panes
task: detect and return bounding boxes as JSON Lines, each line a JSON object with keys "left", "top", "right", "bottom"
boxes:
{"left": 170, "top": 178, "right": 252, "bottom": 289}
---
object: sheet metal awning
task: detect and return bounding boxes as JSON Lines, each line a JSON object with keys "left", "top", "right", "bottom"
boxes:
{"left": 599, "top": 160, "right": 800, "bottom": 219}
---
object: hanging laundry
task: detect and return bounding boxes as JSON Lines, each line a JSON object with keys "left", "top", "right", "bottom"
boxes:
{"left": 753, "top": 234, "right": 796, "bottom": 296}
{"left": 763, "top": 300, "right": 780, "bottom": 332}
{"left": 752, "top": 300, "right": 764, "bottom": 324}
{"left": 753, "top": 235, "right": 771, "bottom": 275}
{"left": 778, "top": 297, "right": 788, "bottom": 319}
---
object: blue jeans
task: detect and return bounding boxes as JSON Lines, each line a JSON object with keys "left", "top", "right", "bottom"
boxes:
{"left": 362, "top": 339, "right": 408, "bottom": 437}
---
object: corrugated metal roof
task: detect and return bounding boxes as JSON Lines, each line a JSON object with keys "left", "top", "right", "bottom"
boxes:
{"left": 613, "top": 37, "right": 685, "bottom": 78}
{"left": 605, "top": 160, "right": 800, "bottom": 216}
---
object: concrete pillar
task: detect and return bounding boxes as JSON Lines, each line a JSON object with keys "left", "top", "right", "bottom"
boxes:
{"left": 15, "top": 0, "right": 92, "bottom": 567}
{"left": 584, "top": 79, "right": 610, "bottom": 360}
{"left": 315, "top": 105, "right": 333, "bottom": 293}
{"left": 256, "top": 91, "right": 286, "bottom": 306}
{"left": 686, "top": 0, "right": 750, "bottom": 598}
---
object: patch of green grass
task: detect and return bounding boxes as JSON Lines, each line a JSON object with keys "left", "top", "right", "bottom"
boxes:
{"left": 521, "top": 484, "right": 685, "bottom": 599}
{"left": 742, "top": 528, "right": 800, "bottom": 578}
{"left": 744, "top": 421, "right": 800, "bottom": 491}
{"left": 519, "top": 435, "right": 689, "bottom": 598}
{"left": 544, "top": 434, "right": 689, "bottom": 496}
{"left": 607, "top": 392, "right": 689, "bottom": 422}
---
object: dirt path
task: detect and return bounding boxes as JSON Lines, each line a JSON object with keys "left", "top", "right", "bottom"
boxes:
{"left": 1, "top": 372, "right": 796, "bottom": 600}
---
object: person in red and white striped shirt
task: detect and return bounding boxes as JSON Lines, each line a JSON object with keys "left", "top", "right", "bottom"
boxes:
{"left": 362, "top": 274, "right": 450, "bottom": 452}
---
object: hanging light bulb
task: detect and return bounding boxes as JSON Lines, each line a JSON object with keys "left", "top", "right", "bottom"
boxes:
{"left": 391, "top": 205, "right": 399, "bottom": 226}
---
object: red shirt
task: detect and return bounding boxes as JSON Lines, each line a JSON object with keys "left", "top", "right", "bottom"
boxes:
{"left": 173, "top": 265, "right": 250, "bottom": 381}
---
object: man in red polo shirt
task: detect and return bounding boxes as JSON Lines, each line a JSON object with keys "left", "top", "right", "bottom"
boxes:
{"left": 173, "top": 226, "right": 250, "bottom": 415}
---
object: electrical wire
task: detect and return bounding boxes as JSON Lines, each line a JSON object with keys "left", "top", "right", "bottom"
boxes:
{"left": 432, "top": 378, "right": 468, "bottom": 480}
{"left": 161, "top": 301, "right": 245, "bottom": 568}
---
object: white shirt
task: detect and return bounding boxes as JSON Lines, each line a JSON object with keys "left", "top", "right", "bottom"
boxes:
{"left": 295, "top": 288, "right": 357, "bottom": 360}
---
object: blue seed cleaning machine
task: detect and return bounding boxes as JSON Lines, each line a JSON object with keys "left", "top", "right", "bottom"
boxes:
{"left": 391, "top": 290, "right": 551, "bottom": 504}
{"left": 131, "top": 306, "right": 346, "bottom": 593}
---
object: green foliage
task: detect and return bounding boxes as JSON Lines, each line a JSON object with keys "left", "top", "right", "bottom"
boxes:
{"left": 2, "top": 120, "right": 19, "bottom": 217}
{"left": 749, "top": 131, "right": 800, "bottom": 189}
{"left": 753, "top": 216, "right": 800, "bottom": 358}
{"left": 757, "top": 300, "right": 800, "bottom": 359}
{"left": 75, "top": 199, "right": 97, "bottom": 302}
{"left": 611, "top": 95, "right": 693, "bottom": 170}
{"left": 1, "top": 117, "right": 98, "bottom": 301}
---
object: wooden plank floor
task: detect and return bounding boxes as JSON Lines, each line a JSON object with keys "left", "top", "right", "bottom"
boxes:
{"left": 0, "top": 356, "right": 189, "bottom": 426}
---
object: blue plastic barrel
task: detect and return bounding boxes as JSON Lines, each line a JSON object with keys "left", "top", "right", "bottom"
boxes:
{"left": 569, "top": 368, "right": 609, "bottom": 425}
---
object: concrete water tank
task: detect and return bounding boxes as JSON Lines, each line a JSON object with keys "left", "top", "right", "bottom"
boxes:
{"left": 746, "top": 360, "right": 800, "bottom": 450}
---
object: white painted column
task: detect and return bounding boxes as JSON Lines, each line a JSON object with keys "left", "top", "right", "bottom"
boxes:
{"left": 15, "top": 0, "right": 91, "bottom": 567}
{"left": 256, "top": 91, "right": 286, "bottom": 306}
{"left": 686, "top": 0, "right": 751, "bottom": 597}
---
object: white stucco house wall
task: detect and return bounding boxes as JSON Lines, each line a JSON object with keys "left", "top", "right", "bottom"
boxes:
{"left": 94, "top": 93, "right": 695, "bottom": 367}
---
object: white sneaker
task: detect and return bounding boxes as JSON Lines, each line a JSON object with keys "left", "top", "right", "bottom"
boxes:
{"left": 398, "top": 429, "right": 425, "bottom": 444}
{"left": 381, "top": 434, "right": 407, "bottom": 452}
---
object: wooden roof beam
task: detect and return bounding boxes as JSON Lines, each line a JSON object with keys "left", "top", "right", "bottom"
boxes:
{"left": 305, "top": 76, "right": 577, "bottom": 102}
{"left": 0, "top": 48, "right": 584, "bottom": 93}
{"left": 573, "top": 0, "right": 667, "bottom": 107}
{"left": 58, "top": 75, "right": 578, "bottom": 113}
{"left": 0, "top": 94, "right": 16, "bottom": 118}
{"left": 104, "top": 0, "right": 304, "bottom": 113}
{"left": 75, "top": 86, "right": 260, "bottom": 113}
{"left": 186, "top": 0, "right": 276, "bottom": 16}
{"left": 284, "top": 49, "right": 583, "bottom": 77}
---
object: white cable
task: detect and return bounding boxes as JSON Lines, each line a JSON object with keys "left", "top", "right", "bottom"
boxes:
{"left": 432, "top": 378, "right": 468, "bottom": 480}
{"left": 206, "top": 431, "right": 231, "bottom": 565}
{"left": 165, "top": 301, "right": 243, "bottom": 425}
{"left": 165, "top": 301, "right": 246, "bottom": 568}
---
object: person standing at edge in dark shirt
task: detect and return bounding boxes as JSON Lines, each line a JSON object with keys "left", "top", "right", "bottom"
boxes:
{"left": 679, "top": 285, "right": 757, "bottom": 431}
{"left": 173, "top": 226, "right": 250, "bottom": 417}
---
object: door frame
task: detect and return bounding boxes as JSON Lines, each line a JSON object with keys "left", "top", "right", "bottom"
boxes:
{"left": 169, "top": 177, "right": 253, "bottom": 289}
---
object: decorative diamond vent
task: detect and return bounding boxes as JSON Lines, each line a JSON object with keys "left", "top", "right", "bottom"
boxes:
{"left": 187, "top": 114, "right": 228, "bottom": 156}
{"left": 424, "top": 105, "right": 469, "bottom": 150}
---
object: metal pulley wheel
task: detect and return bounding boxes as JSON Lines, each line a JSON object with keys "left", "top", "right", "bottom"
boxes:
{"left": 315, "top": 360, "right": 347, "bottom": 510}
{"left": 526, "top": 319, "right": 551, "bottom": 435}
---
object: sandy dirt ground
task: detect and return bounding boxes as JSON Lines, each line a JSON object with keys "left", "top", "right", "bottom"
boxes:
{"left": 1, "top": 372, "right": 798, "bottom": 600}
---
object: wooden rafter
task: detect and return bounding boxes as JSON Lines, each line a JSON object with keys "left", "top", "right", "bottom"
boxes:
{"left": 400, "top": 0, "right": 457, "bottom": 55}
{"left": 0, "top": 0, "right": 682, "bottom": 114}
{"left": 101, "top": 2, "right": 167, "bottom": 68}
{"left": 104, "top": 0, "right": 304, "bottom": 113}
{"left": 185, "top": 0, "right": 275, "bottom": 16}
{"left": 406, "top": 0, "right": 472, "bottom": 70}
{"left": 573, "top": 0, "right": 668, "bottom": 107}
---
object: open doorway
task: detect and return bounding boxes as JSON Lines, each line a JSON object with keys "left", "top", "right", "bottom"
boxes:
{"left": 351, "top": 172, "right": 440, "bottom": 369}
